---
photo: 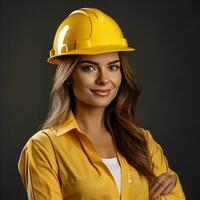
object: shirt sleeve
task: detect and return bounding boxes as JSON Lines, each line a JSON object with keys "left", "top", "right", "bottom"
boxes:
{"left": 17, "top": 131, "right": 63, "bottom": 200}
{"left": 144, "top": 129, "right": 186, "bottom": 200}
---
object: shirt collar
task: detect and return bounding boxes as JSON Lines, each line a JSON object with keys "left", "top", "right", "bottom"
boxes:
{"left": 50, "top": 110, "right": 81, "bottom": 136}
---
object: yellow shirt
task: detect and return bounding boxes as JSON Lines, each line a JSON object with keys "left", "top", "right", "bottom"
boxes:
{"left": 18, "top": 111, "right": 186, "bottom": 200}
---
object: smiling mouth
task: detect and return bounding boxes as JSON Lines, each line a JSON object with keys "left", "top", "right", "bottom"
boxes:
{"left": 90, "top": 89, "right": 112, "bottom": 96}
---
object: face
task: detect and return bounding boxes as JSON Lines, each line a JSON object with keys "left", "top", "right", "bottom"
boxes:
{"left": 70, "top": 52, "right": 122, "bottom": 108}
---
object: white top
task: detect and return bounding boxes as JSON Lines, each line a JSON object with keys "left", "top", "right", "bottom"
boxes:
{"left": 101, "top": 157, "right": 121, "bottom": 196}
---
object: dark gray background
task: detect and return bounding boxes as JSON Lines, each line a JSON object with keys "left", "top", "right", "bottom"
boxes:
{"left": 1, "top": 0, "right": 199, "bottom": 199}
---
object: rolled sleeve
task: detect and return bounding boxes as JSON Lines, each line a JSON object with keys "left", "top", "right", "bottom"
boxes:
{"left": 144, "top": 129, "right": 186, "bottom": 200}
{"left": 18, "top": 131, "right": 63, "bottom": 200}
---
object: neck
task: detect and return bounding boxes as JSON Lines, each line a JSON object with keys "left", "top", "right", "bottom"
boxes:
{"left": 73, "top": 100, "right": 107, "bottom": 136}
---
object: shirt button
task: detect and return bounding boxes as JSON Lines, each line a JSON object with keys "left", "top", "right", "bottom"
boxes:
{"left": 128, "top": 179, "right": 133, "bottom": 184}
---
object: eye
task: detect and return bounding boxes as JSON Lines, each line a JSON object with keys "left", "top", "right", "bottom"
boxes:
{"left": 81, "top": 65, "right": 96, "bottom": 72}
{"left": 108, "top": 65, "right": 120, "bottom": 71}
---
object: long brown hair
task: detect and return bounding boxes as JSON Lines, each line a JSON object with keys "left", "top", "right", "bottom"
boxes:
{"left": 40, "top": 52, "right": 159, "bottom": 185}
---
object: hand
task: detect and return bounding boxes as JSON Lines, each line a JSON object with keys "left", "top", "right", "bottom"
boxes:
{"left": 149, "top": 172, "right": 177, "bottom": 200}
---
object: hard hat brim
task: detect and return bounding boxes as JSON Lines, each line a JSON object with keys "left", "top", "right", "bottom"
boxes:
{"left": 47, "top": 46, "right": 135, "bottom": 65}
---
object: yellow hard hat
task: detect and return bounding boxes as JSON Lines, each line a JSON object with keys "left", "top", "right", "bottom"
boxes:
{"left": 47, "top": 7, "right": 135, "bottom": 64}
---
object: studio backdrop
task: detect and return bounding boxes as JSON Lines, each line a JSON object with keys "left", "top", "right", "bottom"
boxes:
{"left": 1, "top": 0, "right": 199, "bottom": 199}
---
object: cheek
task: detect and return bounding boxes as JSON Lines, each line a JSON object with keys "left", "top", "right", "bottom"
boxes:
{"left": 112, "top": 73, "right": 122, "bottom": 88}
{"left": 71, "top": 75, "right": 94, "bottom": 94}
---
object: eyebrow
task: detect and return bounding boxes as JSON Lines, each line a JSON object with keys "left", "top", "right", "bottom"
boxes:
{"left": 77, "top": 59, "right": 120, "bottom": 65}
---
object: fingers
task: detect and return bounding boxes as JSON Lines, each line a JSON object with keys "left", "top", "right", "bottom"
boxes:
{"left": 149, "top": 173, "right": 177, "bottom": 200}
{"left": 151, "top": 176, "right": 171, "bottom": 199}
{"left": 161, "top": 174, "right": 176, "bottom": 195}
{"left": 149, "top": 173, "right": 169, "bottom": 197}
{"left": 160, "top": 181, "right": 174, "bottom": 195}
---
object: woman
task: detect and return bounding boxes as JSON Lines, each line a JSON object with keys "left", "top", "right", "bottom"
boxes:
{"left": 18, "top": 8, "right": 186, "bottom": 200}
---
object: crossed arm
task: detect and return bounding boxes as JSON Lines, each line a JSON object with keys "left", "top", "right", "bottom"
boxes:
{"left": 144, "top": 129, "right": 186, "bottom": 200}
{"left": 150, "top": 172, "right": 177, "bottom": 199}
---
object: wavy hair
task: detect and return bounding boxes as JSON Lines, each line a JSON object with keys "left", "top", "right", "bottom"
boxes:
{"left": 40, "top": 52, "right": 159, "bottom": 185}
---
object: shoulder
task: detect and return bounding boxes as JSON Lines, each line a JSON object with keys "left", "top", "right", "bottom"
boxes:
{"left": 18, "top": 128, "right": 59, "bottom": 168}
{"left": 18, "top": 129, "right": 59, "bottom": 182}
{"left": 140, "top": 127, "right": 154, "bottom": 143}
{"left": 20, "top": 128, "right": 56, "bottom": 153}
{"left": 140, "top": 127, "right": 160, "bottom": 153}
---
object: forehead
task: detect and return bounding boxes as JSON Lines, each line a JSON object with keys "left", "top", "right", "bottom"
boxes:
{"left": 77, "top": 52, "right": 120, "bottom": 64}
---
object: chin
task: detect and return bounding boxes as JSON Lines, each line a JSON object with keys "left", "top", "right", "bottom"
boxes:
{"left": 90, "top": 101, "right": 111, "bottom": 107}
{"left": 86, "top": 99, "right": 113, "bottom": 108}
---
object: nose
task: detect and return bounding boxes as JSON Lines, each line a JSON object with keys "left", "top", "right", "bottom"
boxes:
{"left": 95, "top": 69, "right": 109, "bottom": 85}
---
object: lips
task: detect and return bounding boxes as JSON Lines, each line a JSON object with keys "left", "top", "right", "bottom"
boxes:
{"left": 90, "top": 89, "right": 112, "bottom": 96}
{"left": 91, "top": 89, "right": 111, "bottom": 92}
